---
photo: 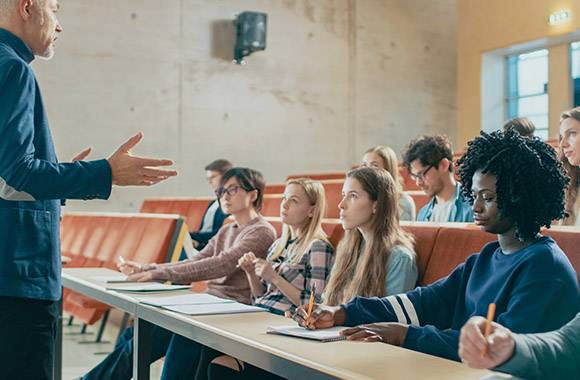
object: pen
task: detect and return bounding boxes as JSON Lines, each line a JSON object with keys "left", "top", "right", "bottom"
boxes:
{"left": 305, "top": 282, "right": 316, "bottom": 327}
{"left": 481, "top": 303, "right": 496, "bottom": 357}
{"left": 119, "top": 256, "right": 125, "bottom": 264}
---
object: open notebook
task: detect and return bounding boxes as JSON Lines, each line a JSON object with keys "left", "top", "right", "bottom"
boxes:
{"left": 266, "top": 325, "right": 347, "bottom": 342}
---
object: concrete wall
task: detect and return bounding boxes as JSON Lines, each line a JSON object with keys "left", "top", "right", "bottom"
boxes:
{"left": 32, "top": 0, "right": 457, "bottom": 212}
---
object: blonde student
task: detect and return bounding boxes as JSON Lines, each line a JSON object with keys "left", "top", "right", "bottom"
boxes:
{"left": 181, "top": 179, "right": 334, "bottom": 379}
{"left": 558, "top": 106, "right": 580, "bottom": 226}
{"left": 360, "top": 145, "right": 416, "bottom": 220}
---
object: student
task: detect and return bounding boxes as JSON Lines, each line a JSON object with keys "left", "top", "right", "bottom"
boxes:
{"left": 558, "top": 106, "right": 580, "bottom": 226}
{"left": 502, "top": 117, "right": 535, "bottom": 137}
{"left": 198, "top": 178, "right": 334, "bottom": 379}
{"left": 360, "top": 146, "right": 416, "bottom": 221}
{"left": 401, "top": 134, "right": 474, "bottom": 222}
{"left": 326, "top": 167, "right": 417, "bottom": 303}
{"left": 291, "top": 129, "right": 579, "bottom": 362}
{"left": 459, "top": 312, "right": 580, "bottom": 380}
{"left": 205, "top": 168, "right": 416, "bottom": 380}
{"left": 190, "top": 159, "right": 233, "bottom": 251}
{"left": 81, "top": 167, "right": 276, "bottom": 380}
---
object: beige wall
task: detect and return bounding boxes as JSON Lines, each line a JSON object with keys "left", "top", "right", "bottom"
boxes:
{"left": 457, "top": 0, "right": 580, "bottom": 148}
{"left": 32, "top": 0, "right": 457, "bottom": 212}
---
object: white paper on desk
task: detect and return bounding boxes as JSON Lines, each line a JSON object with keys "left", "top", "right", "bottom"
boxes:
{"left": 266, "top": 325, "right": 347, "bottom": 342}
{"left": 106, "top": 283, "right": 191, "bottom": 292}
{"left": 134, "top": 293, "right": 235, "bottom": 307}
{"left": 90, "top": 275, "right": 132, "bottom": 283}
{"left": 164, "top": 302, "right": 266, "bottom": 315}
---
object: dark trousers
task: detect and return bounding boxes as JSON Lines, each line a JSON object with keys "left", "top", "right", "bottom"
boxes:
{"left": 82, "top": 324, "right": 174, "bottom": 380}
{"left": 0, "top": 296, "right": 59, "bottom": 380}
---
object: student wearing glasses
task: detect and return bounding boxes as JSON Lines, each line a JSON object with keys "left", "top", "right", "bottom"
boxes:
{"left": 80, "top": 167, "right": 276, "bottom": 380}
{"left": 402, "top": 134, "right": 474, "bottom": 222}
{"left": 291, "top": 129, "right": 579, "bottom": 363}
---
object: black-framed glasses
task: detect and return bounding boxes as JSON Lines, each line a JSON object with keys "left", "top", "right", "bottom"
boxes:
{"left": 409, "top": 165, "right": 435, "bottom": 182}
{"left": 215, "top": 185, "right": 241, "bottom": 198}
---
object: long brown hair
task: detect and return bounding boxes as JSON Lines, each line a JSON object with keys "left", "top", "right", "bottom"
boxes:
{"left": 268, "top": 178, "right": 329, "bottom": 264}
{"left": 363, "top": 146, "right": 404, "bottom": 194}
{"left": 324, "top": 167, "right": 415, "bottom": 306}
{"left": 560, "top": 107, "right": 580, "bottom": 225}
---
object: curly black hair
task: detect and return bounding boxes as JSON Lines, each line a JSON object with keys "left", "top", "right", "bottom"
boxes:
{"left": 402, "top": 134, "right": 454, "bottom": 172}
{"left": 456, "top": 128, "right": 569, "bottom": 241}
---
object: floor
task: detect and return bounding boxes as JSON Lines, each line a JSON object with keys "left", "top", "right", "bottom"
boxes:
{"left": 61, "top": 313, "right": 164, "bottom": 380}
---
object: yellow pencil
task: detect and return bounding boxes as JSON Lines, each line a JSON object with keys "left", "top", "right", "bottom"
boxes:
{"left": 481, "top": 303, "right": 496, "bottom": 357}
{"left": 305, "top": 283, "right": 316, "bottom": 327}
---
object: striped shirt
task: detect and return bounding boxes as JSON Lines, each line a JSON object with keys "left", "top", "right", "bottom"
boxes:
{"left": 254, "top": 238, "right": 334, "bottom": 314}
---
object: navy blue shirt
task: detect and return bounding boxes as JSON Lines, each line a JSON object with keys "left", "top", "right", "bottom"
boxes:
{"left": 0, "top": 28, "right": 112, "bottom": 301}
{"left": 342, "top": 236, "right": 580, "bottom": 361}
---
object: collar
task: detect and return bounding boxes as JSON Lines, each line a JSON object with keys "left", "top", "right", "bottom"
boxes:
{"left": 0, "top": 28, "right": 35, "bottom": 64}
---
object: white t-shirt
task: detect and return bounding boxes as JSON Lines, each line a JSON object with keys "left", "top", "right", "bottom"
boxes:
{"left": 429, "top": 197, "right": 454, "bottom": 222}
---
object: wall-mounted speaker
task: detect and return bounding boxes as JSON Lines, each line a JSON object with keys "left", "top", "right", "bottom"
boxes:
{"left": 234, "top": 11, "right": 267, "bottom": 64}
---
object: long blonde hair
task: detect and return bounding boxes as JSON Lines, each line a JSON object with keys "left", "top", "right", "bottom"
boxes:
{"left": 560, "top": 107, "right": 580, "bottom": 225}
{"left": 324, "top": 168, "right": 415, "bottom": 306}
{"left": 268, "top": 178, "right": 329, "bottom": 264}
{"left": 363, "top": 146, "right": 405, "bottom": 195}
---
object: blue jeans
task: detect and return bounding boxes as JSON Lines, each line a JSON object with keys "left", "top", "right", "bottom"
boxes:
{"left": 82, "top": 324, "right": 174, "bottom": 380}
{"left": 160, "top": 333, "right": 202, "bottom": 380}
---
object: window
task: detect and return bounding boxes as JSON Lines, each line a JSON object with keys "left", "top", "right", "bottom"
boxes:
{"left": 572, "top": 41, "right": 580, "bottom": 107}
{"left": 505, "top": 49, "right": 549, "bottom": 140}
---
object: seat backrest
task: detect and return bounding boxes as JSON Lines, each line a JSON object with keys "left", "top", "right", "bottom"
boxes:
{"left": 264, "top": 184, "right": 286, "bottom": 194}
{"left": 422, "top": 225, "right": 496, "bottom": 286}
{"left": 401, "top": 223, "right": 441, "bottom": 284}
{"left": 261, "top": 194, "right": 284, "bottom": 217}
{"left": 543, "top": 227, "right": 580, "bottom": 286}
{"left": 321, "top": 219, "right": 344, "bottom": 250}
{"left": 320, "top": 180, "right": 344, "bottom": 219}
{"left": 140, "top": 197, "right": 214, "bottom": 232}
{"left": 405, "top": 191, "right": 431, "bottom": 217}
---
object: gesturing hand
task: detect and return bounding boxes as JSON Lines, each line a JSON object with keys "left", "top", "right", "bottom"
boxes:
{"left": 340, "top": 322, "right": 409, "bottom": 345}
{"left": 108, "top": 132, "right": 178, "bottom": 186}
{"left": 71, "top": 147, "right": 92, "bottom": 162}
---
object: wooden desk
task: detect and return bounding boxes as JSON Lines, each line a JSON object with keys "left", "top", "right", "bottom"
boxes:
{"left": 61, "top": 268, "right": 509, "bottom": 380}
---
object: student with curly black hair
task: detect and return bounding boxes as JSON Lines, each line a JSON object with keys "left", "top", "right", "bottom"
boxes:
{"left": 290, "top": 128, "right": 579, "bottom": 363}
{"left": 402, "top": 134, "right": 473, "bottom": 222}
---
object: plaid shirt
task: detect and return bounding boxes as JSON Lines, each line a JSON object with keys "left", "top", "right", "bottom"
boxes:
{"left": 254, "top": 238, "right": 334, "bottom": 314}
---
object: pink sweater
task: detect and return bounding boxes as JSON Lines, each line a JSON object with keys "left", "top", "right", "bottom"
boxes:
{"left": 147, "top": 215, "right": 276, "bottom": 304}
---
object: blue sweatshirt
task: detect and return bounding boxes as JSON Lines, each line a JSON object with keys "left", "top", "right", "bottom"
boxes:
{"left": 0, "top": 28, "right": 112, "bottom": 301}
{"left": 342, "top": 236, "right": 580, "bottom": 361}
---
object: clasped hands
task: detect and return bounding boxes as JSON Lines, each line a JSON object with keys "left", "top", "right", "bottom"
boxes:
{"left": 237, "top": 252, "right": 278, "bottom": 283}
{"left": 286, "top": 303, "right": 408, "bottom": 346}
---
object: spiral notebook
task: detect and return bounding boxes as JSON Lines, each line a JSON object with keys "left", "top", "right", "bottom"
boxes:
{"left": 266, "top": 325, "right": 347, "bottom": 342}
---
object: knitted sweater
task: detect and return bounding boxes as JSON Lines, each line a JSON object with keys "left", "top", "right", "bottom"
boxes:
{"left": 147, "top": 215, "right": 276, "bottom": 304}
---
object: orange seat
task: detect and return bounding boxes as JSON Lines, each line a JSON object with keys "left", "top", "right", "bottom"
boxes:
{"left": 261, "top": 194, "right": 284, "bottom": 217}
{"left": 140, "top": 197, "right": 214, "bottom": 232}
{"left": 406, "top": 191, "right": 431, "bottom": 217}
{"left": 286, "top": 172, "right": 346, "bottom": 181}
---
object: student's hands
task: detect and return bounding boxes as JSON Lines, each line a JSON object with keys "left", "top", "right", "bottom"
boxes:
{"left": 252, "top": 258, "right": 277, "bottom": 283}
{"left": 71, "top": 147, "right": 92, "bottom": 162}
{"left": 127, "top": 271, "right": 155, "bottom": 282}
{"left": 118, "top": 260, "right": 143, "bottom": 275}
{"left": 459, "top": 316, "right": 515, "bottom": 369}
{"left": 286, "top": 304, "right": 346, "bottom": 330}
{"left": 108, "top": 132, "right": 178, "bottom": 186}
{"left": 238, "top": 252, "right": 257, "bottom": 273}
{"left": 340, "top": 322, "right": 408, "bottom": 345}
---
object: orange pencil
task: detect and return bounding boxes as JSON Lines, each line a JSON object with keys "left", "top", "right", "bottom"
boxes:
{"left": 304, "top": 283, "right": 316, "bottom": 327}
{"left": 481, "top": 303, "right": 496, "bottom": 357}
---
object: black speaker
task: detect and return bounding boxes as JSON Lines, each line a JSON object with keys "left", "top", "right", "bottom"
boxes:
{"left": 234, "top": 11, "right": 267, "bottom": 64}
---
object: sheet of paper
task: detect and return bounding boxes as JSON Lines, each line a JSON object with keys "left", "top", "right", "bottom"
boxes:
{"left": 106, "top": 283, "right": 191, "bottom": 292}
{"left": 134, "top": 293, "right": 235, "bottom": 307}
{"left": 164, "top": 302, "right": 266, "bottom": 315}
{"left": 266, "top": 325, "right": 347, "bottom": 342}
{"left": 90, "top": 275, "right": 130, "bottom": 283}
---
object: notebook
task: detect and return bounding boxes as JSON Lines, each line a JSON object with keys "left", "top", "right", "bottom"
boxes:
{"left": 133, "top": 293, "right": 235, "bottom": 307}
{"left": 105, "top": 283, "right": 191, "bottom": 292}
{"left": 266, "top": 325, "right": 347, "bottom": 342}
{"left": 164, "top": 302, "right": 266, "bottom": 315}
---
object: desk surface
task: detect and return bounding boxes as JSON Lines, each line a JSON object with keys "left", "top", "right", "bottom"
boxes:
{"left": 62, "top": 268, "right": 509, "bottom": 380}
